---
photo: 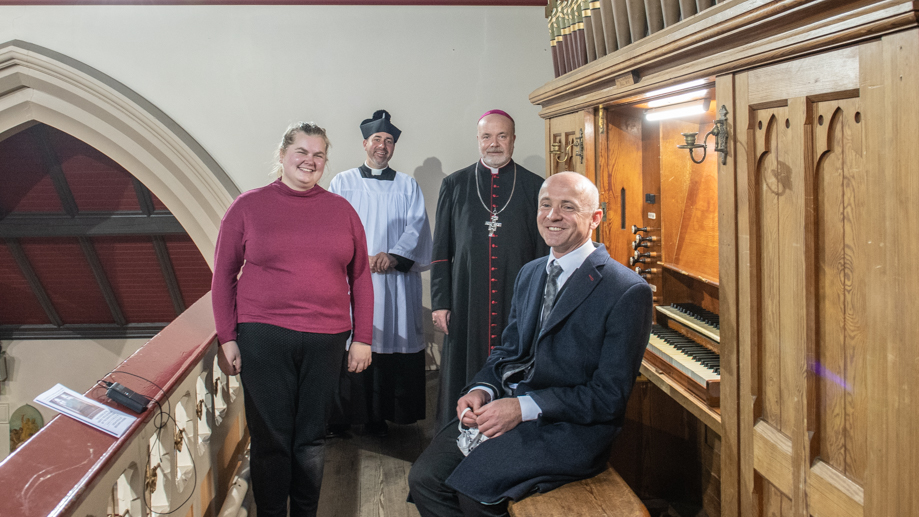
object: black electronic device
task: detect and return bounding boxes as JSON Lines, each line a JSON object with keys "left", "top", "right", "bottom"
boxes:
{"left": 106, "top": 382, "right": 150, "bottom": 413}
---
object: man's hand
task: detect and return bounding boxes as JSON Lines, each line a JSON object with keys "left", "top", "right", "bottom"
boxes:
{"left": 456, "top": 389, "right": 490, "bottom": 427}
{"left": 369, "top": 252, "right": 397, "bottom": 274}
{"left": 474, "top": 398, "right": 522, "bottom": 438}
{"left": 217, "top": 341, "right": 242, "bottom": 376}
{"left": 432, "top": 309, "right": 451, "bottom": 335}
{"left": 348, "top": 342, "right": 372, "bottom": 373}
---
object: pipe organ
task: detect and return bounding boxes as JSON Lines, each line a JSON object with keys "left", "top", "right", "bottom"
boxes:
{"left": 546, "top": 0, "right": 722, "bottom": 77}
{"left": 532, "top": 1, "right": 919, "bottom": 516}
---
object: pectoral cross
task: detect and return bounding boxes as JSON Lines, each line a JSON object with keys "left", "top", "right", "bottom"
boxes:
{"left": 485, "top": 213, "right": 502, "bottom": 237}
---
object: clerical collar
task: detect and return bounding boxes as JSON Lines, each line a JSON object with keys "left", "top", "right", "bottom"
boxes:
{"left": 479, "top": 159, "right": 506, "bottom": 175}
{"left": 359, "top": 164, "right": 396, "bottom": 181}
{"left": 547, "top": 239, "right": 596, "bottom": 290}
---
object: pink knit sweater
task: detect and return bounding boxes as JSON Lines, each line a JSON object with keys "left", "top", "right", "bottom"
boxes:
{"left": 212, "top": 179, "right": 373, "bottom": 345}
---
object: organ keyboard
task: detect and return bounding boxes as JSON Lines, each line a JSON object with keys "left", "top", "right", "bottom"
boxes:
{"left": 655, "top": 303, "right": 719, "bottom": 342}
{"left": 644, "top": 323, "right": 720, "bottom": 407}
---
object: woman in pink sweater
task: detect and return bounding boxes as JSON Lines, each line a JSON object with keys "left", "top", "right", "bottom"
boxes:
{"left": 212, "top": 122, "right": 373, "bottom": 517}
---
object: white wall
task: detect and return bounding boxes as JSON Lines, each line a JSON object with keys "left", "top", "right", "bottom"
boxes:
{"left": 0, "top": 5, "right": 552, "bottom": 206}
{"left": 0, "top": 338, "right": 148, "bottom": 460}
{"left": 0, "top": 5, "right": 552, "bottom": 455}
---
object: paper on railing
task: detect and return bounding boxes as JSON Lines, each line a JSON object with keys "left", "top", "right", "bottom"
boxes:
{"left": 35, "top": 383, "right": 137, "bottom": 438}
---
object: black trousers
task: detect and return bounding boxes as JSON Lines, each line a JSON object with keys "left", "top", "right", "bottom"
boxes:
{"left": 236, "top": 322, "right": 347, "bottom": 517}
{"left": 408, "top": 420, "right": 510, "bottom": 517}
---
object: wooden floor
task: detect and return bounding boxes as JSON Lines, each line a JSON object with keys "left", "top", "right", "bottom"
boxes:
{"left": 317, "top": 372, "right": 439, "bottom": 517}
{"left": 313, "top": 371, "right": 704, "bottom": 517}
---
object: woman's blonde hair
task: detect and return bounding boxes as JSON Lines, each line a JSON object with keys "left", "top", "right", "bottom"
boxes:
{"left": 271, "top": 122, "right": 331, "bottom": 179}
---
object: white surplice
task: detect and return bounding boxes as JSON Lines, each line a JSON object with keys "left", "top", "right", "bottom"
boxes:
{"left": 329, "top": 167, "right": 433, "bottom": 354}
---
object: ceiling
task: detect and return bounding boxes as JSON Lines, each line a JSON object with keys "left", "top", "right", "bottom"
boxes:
{"left": 0, "top": 123, "right": 212, "bottom": 339}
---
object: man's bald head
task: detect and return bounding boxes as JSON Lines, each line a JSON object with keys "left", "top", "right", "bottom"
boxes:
{"left": 539, "top": 171, "right": 600, "bottom": 211}
{"left": 537, "top": 171, "right": 603, "bottom": 258}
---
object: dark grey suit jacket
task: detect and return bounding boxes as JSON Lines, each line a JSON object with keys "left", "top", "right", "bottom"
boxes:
{"left": 446, "top": 243, "right": 653, "bottom": 503}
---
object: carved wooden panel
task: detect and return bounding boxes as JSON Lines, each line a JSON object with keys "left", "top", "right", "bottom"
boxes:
{"left": 545, "top": 111, "right": 586, "bottom": 177}
{"left": 736, "top": 51, "right": 869, "bottom": 517}
{"left": 812, "top": 98, "right": 867, "bottom": 488}
{"left": 748, "top": 104, "right": 803, "bottom": 517}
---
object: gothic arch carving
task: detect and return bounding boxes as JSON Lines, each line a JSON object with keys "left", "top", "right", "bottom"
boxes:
{"left": 0, "top": 40, "right": 238, "bottom": 268}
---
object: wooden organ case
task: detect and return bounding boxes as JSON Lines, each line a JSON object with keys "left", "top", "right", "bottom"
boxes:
{"left": 533, "top": 1, "right": 919, "bottom": 516}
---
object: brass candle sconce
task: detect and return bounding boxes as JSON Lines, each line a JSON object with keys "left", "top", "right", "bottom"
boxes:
{"left": 677, "top": 105, "right": 729, "bottom": 165}
{"left": 550, "top": 128, "right": 584, "bottom": 164}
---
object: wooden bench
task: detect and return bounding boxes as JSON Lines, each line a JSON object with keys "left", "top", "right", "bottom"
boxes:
{"left": 508, "top": 466, "right": 649, "bottom": 517}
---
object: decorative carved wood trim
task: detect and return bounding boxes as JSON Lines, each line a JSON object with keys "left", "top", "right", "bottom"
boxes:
{"left": 531, "top": 0, "right": 918, "bottom": 118}
{"left": 174, "top": 427, "right": 185, "bottom": 452}
{"left": 533, "top": 0, "right": 801, "bottom": 103}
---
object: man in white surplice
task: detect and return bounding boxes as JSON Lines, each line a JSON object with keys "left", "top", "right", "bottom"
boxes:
{"left": 327, "top": 109, "right": 433, "bottom": 437}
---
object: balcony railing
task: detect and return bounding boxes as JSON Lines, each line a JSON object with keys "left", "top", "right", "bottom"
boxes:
{"left": 0, "top": 292, "right": 248, "bottom": 517}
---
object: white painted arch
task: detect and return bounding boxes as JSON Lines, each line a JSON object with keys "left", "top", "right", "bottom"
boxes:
{"left": 0, "top": 40, "right": 238, "bottom": 269}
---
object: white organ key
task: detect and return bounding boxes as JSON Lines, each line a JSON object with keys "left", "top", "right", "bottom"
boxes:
{"left": 646, "top": 333, "right": 719, "bottom": 387}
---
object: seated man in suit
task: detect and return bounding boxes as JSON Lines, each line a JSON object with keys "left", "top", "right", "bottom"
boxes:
{"left": 408, "top": 171, "right": 654, "bottom": 517}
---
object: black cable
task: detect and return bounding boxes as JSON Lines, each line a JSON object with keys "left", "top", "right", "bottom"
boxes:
{"left": 142, "top": 408, "right": 198, "bottom": 515}
{"left": 101, "top": 370, "right": 172, "bottom": 417}
{"left": 97, "top": 371, "right": 203, "bottom": 516}
{"left": 142, "top": 380, "right": 196, "bottom": 515}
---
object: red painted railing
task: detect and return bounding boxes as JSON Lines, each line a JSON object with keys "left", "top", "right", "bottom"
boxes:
{"left": 0, "top": 293, "right": 219, "bottom": 517}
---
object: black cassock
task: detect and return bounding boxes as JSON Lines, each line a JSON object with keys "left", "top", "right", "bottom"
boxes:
{"left": 431, "top": 160, "right": 549, "bottom": 429}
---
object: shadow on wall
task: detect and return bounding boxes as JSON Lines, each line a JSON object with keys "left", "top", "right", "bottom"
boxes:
{"left": 413, "top": 156, "right": 448, "bottom": 224}
{"left": 413, "top": 157, "right": 449, "bottom": 372}
{"left": 411, "top": 154, "right": 547, "bottom": 373}
{"left": 521, "top": 155, "right": 547, "bottom": 178}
